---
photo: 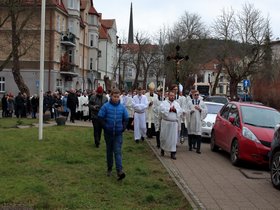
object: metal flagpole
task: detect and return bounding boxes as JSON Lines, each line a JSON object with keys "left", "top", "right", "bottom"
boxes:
{"left": 39, "top": 0, "right": 46, "bottom": 140}
{"left": 162, "top": 77, "right": 165, "bottom": 101}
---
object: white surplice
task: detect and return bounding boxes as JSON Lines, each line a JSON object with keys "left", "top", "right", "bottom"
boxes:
{"left": 132, "top": 94, "right": 149, "bottom": 140}
{"left": 80, "top": 95, "right": 89, "bottom": 116}
{"left": 145, "top": 92, "right": 159, "bottom": 128}
{"left": 186, "top": 99, "right": 208, "bottom": 135}
{"left": 159, "top": 100, "right": 182, "bottom": 152}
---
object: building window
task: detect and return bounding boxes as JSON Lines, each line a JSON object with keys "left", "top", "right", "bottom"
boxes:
{"left": 219, "top": 85, "right": 224, "bottom": 94}
{"left": 56, "top": 79, "right": 63, "bottom": 91}
{"left": 62, "top": 18, "right": 65, "bottom": 32}
{"left": 128, "top": 68, "right": 132, "bottom": 77}
{"left": 68, "top": 0, "right": 74, "bottom": 9}
{"left": 0, "top": 77, "right": 5, "bottom": 92}
{"left": 68, "top": 50, "right": 73, "bottom": 63}
{"left": 90, "top": 34, "right": 94, "bottom": 47}
{"left": 90, "top": 58, "right": 93, "bottom": 70}
{"left": 68, "top": 20, "right": 74, "bottom": 33}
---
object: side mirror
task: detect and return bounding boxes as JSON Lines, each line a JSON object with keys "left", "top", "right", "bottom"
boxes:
{"left": 275, "top": 124, "right": 280, "bottom": 132}
{"left": 229, "top": 116, "right": 235, "bottom": 124}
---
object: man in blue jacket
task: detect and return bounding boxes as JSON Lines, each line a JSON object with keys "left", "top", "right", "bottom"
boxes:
{"left": 98, "top": 88, "right": 129, "bottom": 180}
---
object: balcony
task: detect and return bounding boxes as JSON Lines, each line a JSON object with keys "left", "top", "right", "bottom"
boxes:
{"left": 60, "top": 53, "right": 78, "bottom": 77}
{"left": 60, "top": 32, "right": 76, "bottom": 47}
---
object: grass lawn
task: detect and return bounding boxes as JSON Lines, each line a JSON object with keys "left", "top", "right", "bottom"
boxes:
{"left": 0, "top": 118, "right": 191, "bottom": 209}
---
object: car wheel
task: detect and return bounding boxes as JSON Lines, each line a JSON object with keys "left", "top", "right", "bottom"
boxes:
{"left": 271, "top": 151, "right": 280, "bottom": 190}
{"left": 210, "top": 132, "right": 219, "bottom": 152}
{"left": 230, "top": 139, "right": 240, "bottom": 166}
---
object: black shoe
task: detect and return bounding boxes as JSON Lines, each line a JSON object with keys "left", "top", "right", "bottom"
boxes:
{"left": 135, "top": 140, "right": 140, "bottom": 143}
{"left": 196, "top": 151, "right": 201, "bottom": 154}
{"left": 171, "top": 152, "right": 176, "bottom": 160}
{"left": 141, "top": 137, "right": 145, "bottom": 141}
{"left": 189, "top": 148, "right": 192, "bottom": 151}
{"left": 117, "top": 171, "right": 126, "bottom": 181}
{"left": 95, "top": 144, "right": 100, "bottom": 148}
{"left": 156, "top": 145, "right": 160, "bottom": 149}
{"left": 107, "top": 170, "right": 112, "bottom": 177}
{"left": 193, "top": 147, "right": 197, "bottom": 149}
{"left": 161, "top": 149, "right": 164, "bottom": 156}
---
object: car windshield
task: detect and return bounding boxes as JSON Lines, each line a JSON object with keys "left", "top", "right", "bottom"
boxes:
{"left": 205, "top": 97, "right": 228, "bottom": 104}
{"left": 241, "top": 106, "right": 280, "bottom": 128}
{"left": 206, "top": 103, "right": 224, "bottom": 114}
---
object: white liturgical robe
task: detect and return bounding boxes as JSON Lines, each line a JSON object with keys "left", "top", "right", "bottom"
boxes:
{"left": 186, "top": 99, "right": 208, "bottom": 135}
{"left": 159, "top": 100, "right": 182, "bottom": 152}
{"left": 132, "top": 94, "right": 149, "bottom": 140}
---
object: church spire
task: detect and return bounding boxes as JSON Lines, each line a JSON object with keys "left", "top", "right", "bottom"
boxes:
{"left": 128, "top": 2, "right": 134, "bottom": 44}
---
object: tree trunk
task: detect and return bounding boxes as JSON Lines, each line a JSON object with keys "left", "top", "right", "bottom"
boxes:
{"left": 211, "top": 66, "right": 222, "bottom": 95}
{"left": 132, "top": 68, "right": 140, "bottom": 90}
{"left": 11, "top": 12, "right": 30, "bottom": 96}
{"left": 229, "top": 79, "right": 239, "bottom": 101}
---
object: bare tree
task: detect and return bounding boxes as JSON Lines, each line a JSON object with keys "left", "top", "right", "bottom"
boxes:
{"left": 152, "top": 26, "right": 170, "bottom": 87}
{"left": 0, "top": 0, "right": 39, "bottom": 96}
{"left": 212, "top": 3, "right": 271, "bottom": 99}
{"left": 170, "top": 11, "right": 208, "bottom": 42}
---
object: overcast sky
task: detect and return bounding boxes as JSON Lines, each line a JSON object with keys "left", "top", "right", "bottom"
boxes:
{"left": 93, "top": 0, "right": 280, "bottom": 41}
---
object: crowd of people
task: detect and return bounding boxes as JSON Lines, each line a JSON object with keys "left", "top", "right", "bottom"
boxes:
{"left": 0, "top": 83, "right": 208, "bottom": 180}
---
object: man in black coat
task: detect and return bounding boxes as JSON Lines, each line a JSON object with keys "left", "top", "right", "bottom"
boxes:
{"left": 89, "top": 86, "right": 108, "bottom": 147}
{"left": 67, "top": 89, "right": 79, "bottom": 123}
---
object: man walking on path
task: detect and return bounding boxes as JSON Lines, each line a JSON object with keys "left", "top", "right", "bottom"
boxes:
{"left": 145, "top": 82, "right": 158, "bottom": 138}
{"left": 89, "top": 86, "right": 108, "bottom": 148}
{"left": 98, "top": 88, "right": 128, "bottom": 180}
{"left": 159, "top": 91, "right": 182, "bottom": 160}
{"left": 67, "top": 89, "right": 78, "bottom": 123}
{"left": 132, "top": 87, "right": 148, "bottom": 143}
{"left": 186, "top": 90, "right": 207, "bottom": 154}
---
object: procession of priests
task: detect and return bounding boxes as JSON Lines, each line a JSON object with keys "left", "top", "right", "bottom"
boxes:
{"left": 127, "top": 82, "right": 208, "bottom": 160}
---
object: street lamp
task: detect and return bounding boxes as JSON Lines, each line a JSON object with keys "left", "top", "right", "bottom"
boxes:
{"left": 117, "top": 40, "right": 122, "bottom": 89}
{"left": 167, "top": 45, "right": 189, "bottom": 84}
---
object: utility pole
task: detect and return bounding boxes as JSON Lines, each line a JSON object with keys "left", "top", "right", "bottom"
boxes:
{"left": 117, "top": 40, "right": 122, "bottom": 89}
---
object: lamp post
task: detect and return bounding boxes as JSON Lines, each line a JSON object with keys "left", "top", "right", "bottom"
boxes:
{"left": 117, "top": 40, "right": 122, "bottom": 89}
{"left": 167, "top": 45, "right": 189, "bottom": 84}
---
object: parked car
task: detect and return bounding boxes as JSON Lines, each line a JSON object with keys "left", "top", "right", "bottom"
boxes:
{"left": 204, "top": 95, "right": 229, "bottom": 104}
{"left": 269, "top": 124, "right": 280, "bottom": 189}
{"left": 202, "top": 102, "right": 224, "bottom": 139}
{"left": 210, "top": 101, "right": 280, "bottom": 166}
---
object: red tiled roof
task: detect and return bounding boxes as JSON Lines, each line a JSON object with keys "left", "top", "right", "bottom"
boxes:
{"left": 121, "top": 43, "right": 159, "bottom": 53}
{"left": 101, "top": 19, "right": 114, "bottom": 29}
{"left": 99, "top": 25, "right": 108, "bottom": 40}
{"left": 89, "top": 4, "right": 100, "bottom": 16}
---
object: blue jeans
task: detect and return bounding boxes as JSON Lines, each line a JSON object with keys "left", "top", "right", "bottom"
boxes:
{"left": 104, "top": 133, "right": 123, "bottom": 172}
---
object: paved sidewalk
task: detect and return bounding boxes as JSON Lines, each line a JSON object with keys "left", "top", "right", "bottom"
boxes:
{"left": 147, "top": 138, "right": 280, "bottom": 210}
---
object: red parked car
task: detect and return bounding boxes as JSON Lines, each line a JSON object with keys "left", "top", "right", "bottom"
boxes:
{"left": 210, "top": 101, "right": 280, "bottom": 166}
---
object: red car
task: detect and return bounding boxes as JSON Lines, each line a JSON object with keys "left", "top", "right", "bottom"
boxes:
{"left": 211, "top": 102, "right": 280, "bottom": 166}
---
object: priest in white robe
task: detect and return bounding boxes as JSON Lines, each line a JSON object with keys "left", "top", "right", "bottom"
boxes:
{"left": 145, "top": 82, "right": 158, "bottom": 138}
{"left": 186, "top": 90, "right": 208, "bottom": 154}
{"left": 159, "top": 91, "right": 182, "bottom": 160}
{"left": 132, "top": 87, "right": 149, "bottom": 143}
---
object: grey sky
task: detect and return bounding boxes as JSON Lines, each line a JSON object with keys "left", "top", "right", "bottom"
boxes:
{"left": 93, "top": 0, "right": 280, "bottom": 41}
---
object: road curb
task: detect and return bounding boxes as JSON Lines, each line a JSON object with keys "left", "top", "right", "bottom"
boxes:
{"left": 146, "top": 140, "right": 205, "bottom": 210}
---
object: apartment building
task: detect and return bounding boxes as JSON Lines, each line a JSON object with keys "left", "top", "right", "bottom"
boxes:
{"left": 0, "top": 0, "right": 117, "bottom": 97}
